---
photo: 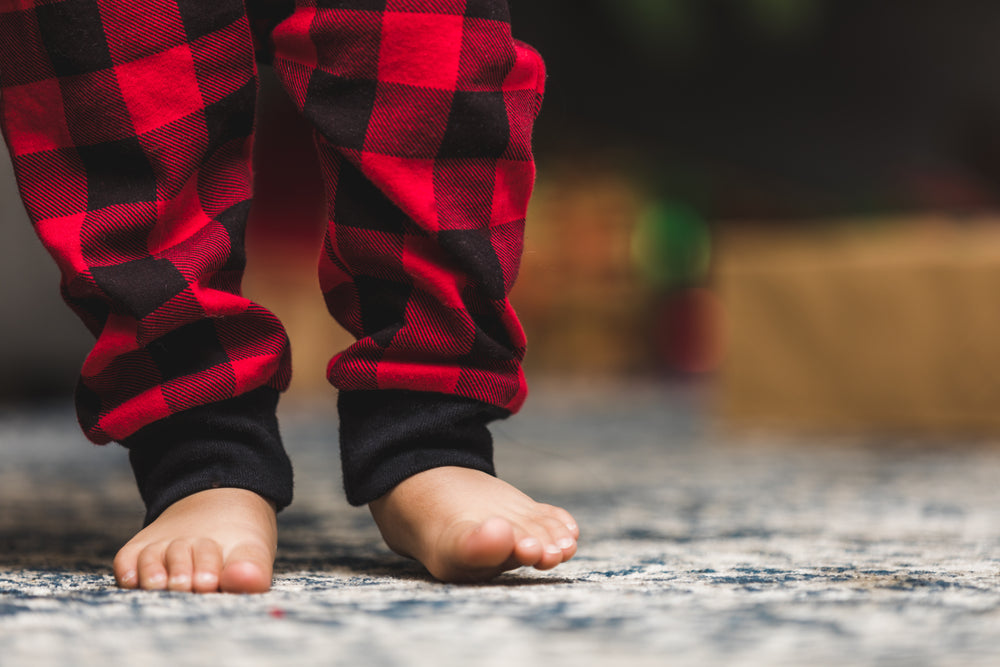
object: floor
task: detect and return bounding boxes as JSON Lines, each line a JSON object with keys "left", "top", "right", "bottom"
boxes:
{"left": 2, "top": 382, "right": 1000, "bottom": 666}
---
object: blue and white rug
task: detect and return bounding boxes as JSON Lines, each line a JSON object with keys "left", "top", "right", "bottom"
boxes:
{"left": 2, "top": 384, "right": 1000, "bottom": 666}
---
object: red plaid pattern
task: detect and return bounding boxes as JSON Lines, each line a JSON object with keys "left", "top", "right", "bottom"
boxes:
{"left": 0, "top": 0, "right": 541, "bottom": 446}
{"left": 1, "top": 0, "right": 290, "bottom": 445}
{"left": 270, "top": 0, "right": 542, "bottom": 412}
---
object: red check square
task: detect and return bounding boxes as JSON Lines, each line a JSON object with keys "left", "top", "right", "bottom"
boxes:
{"left": 378, "top": 12, "right": 463, "bottom": 90}
{"left": 490, "top": 158, "right": 534, "bottom": 226}
{"left": 376, "top": 355, "right": 462, "bottom": 395}
{"left": 0, "top": 79, "right": 73, "bottom": 155}
{"left": 116, "top": 45, "right": 203, "bottom": 135}
{"left": 35, "top": 212, "right": 88, "bottom": 276}
{"left": 149, "top": 179, "right": 213, "bottom": 255}
{"left": 271, "top": 5, "right": 318, "bottom": 70}
{"left": 361, "top": 153, "right": 437, "bottom": 231}
{"left": 101, "top": 387, "right": 172, "bottom": 441}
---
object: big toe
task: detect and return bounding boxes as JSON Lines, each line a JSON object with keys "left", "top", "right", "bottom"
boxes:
{"left": 219, "top": 543, "right": 274, "bottom": 594}
{"left": 458, "top": 517, "right": 517, "bottom": 565}
{"left": 428, "top": 517, "right": 519, "bottom": 582}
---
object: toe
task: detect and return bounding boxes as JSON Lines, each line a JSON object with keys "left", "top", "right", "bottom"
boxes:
{"left": 545, "top": 504, "right": 580, "bottom": 539}
{"left": 113, "top": 547, "right": 139, "bottom": 590}
{"left": 512, "top": 534, "right": 544, "bottom": 567}
{"left": 558, "top": 536, "right": 577, "bottom": 559}
{"left": 535, "top": 542, "right": 566, "bottom": 570}
{"left": 528, "top": 514, "right": 576, "bottom": 570}
{"left": 191, "top": 538, "right": 223, "bottom": 593}
{"left": 220, "top": 542, "right": 274, "bottom": 594}
{"left": 451, "top": 517, "right": 517, "bottom": 570}
{"left": 542, "top": 515, "right": 577, "bottom": 557}
{"left": 137, "top": 543, "right": 169, "bottom": 590}
{"left": 550, "top": 524, "right": 578, "bottom": 562}
{"left": 164, "top": 540, "right": 195, "bottom": 592}
{"left": 425, "top": 517, "right": 522, "bottom": 582}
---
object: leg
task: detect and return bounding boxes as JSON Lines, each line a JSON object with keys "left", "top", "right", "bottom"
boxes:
{"left": 269, "top": 0, "right": 577, "bottom": 580}
{"left": 0, "top": 0, "right": 291, "bottom": 592}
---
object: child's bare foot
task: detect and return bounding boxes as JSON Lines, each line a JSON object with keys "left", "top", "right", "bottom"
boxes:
{"left": 113, "top": 488, "right": 277, "bottom": 594}
{"left": 368, "top": 467, "right": 579, "bottom": 582}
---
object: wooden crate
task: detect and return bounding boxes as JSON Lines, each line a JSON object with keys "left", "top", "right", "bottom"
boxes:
{"left": 715, "top": 218, "right": 1000, "bottom": 434}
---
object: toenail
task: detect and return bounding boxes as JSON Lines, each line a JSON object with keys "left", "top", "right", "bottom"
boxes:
{"left": 169, "top": 574, "right": 190, "bottom": 586}
{"left": 195, "top": 572, "right": 217, "bottom": 585}
{"left": 544, "top": 544, "right": 562, "bottom": 555}
{"left": 566, "top": 523, "right": 578, "bottom": 533}
{"left": 146, "top": 573, "right": 167, "bottom": 587}
{"left": 121, "top": 571, "right": 136, "bottom": 585}
{"left": 519, "top": 537, "right": 539, "bottom": 550}
{"left": 557, "top": 537, "right": 575, "bottom": 550}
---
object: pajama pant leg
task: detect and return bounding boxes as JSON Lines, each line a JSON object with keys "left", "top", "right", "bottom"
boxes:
{"left": 0, "top": 0, "right": 294, "bottom": 523}
{"left": 267, "top": 1, "right": 545, "bottom": 504}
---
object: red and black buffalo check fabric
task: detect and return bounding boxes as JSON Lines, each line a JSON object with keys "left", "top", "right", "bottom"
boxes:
{"left": 0, "top": 0, "right": 544, "bottom": 515}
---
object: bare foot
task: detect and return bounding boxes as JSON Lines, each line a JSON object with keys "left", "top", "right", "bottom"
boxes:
{"left": 368, "top": 467, "right": 579, "bottom": 582}
{"left": 113, "top": 488, "right": 277, "bottom": 594}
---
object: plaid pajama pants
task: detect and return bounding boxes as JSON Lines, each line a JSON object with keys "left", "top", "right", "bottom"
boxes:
{"left": 0, "top": 0, "right": 544, "bottom": 521}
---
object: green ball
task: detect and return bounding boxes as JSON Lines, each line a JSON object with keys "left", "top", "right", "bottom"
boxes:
{"left": 631, "top": 203, "right": 711, "bottom": 288}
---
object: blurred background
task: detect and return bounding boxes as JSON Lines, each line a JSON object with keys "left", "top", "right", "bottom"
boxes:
{"left": 5, "top": 0, "right": 1000, "bottom": 435}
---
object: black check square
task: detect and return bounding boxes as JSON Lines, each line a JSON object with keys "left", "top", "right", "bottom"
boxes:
{"left": 215, "top": 200, "right": 253, "bottom": 271}
{"left": 464, "top": 0, "right": 509, "bottom": 21}
{"left": 440, "top": 229, "right": 505, "bottom": 300}
{"left": 78, "top": 137, "right": 157, "bottom": 208}
{"left": 334, "top": 161, "right": 410, "bottom": 233}
{"left": 36, "top": 0, "right": 114, "bottom": 76}
{"left": 147, "top": 319, "right": 231, "bottom": 382}
{"left": 385, "top": 0, "right": 465, "bottom": 14}
{"left": 64, "top": 289, "right": 111, "bottom": 338}
{"left": 0, "top": 10, "right": 55, "bottom": 86}
{"left": 175, "top": 0, "right": 245, "bottom": 42}
{"left": 354, "top": 275, "right": 411, "bottom": 345}
{"left": 316, "top": 0, "right": 387, "bottom": 10}
{"left": 463, "top": 314, "right": 516, "bottom": 362}
{"left": 365, "top": 83, "right": 453, "bottom": 159}
{"left": 204, "top": 81, "right": 257, "bottom": 156}
{"left": 74, "top": 378, "right": 104, "bottom": 435}
{"left": 438, "top": 91, "right": 509, "bottom": 158}
{"left": 90, "top": 256, "right": 188, "bottom": 320}
{"left": 304, "top": 71, "right": 377, "bottom": 151}
{"left": 61, "top": 69, "right": 135, "bottom": 146}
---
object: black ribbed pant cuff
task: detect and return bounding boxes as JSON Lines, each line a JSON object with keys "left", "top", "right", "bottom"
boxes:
{"left": 338, "top": 390, "right": 509, "bottom": 506}
{"left": 122, "top": 387, "right": 293, "bottom": 525}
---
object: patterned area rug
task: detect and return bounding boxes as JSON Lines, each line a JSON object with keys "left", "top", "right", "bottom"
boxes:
{"left": 2, "top": 383, "right": 1000, "bottom": 666}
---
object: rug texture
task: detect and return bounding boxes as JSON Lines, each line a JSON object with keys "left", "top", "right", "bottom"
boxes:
{"left": 2, "top": 383, "right": 1000, "bottom": 666}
